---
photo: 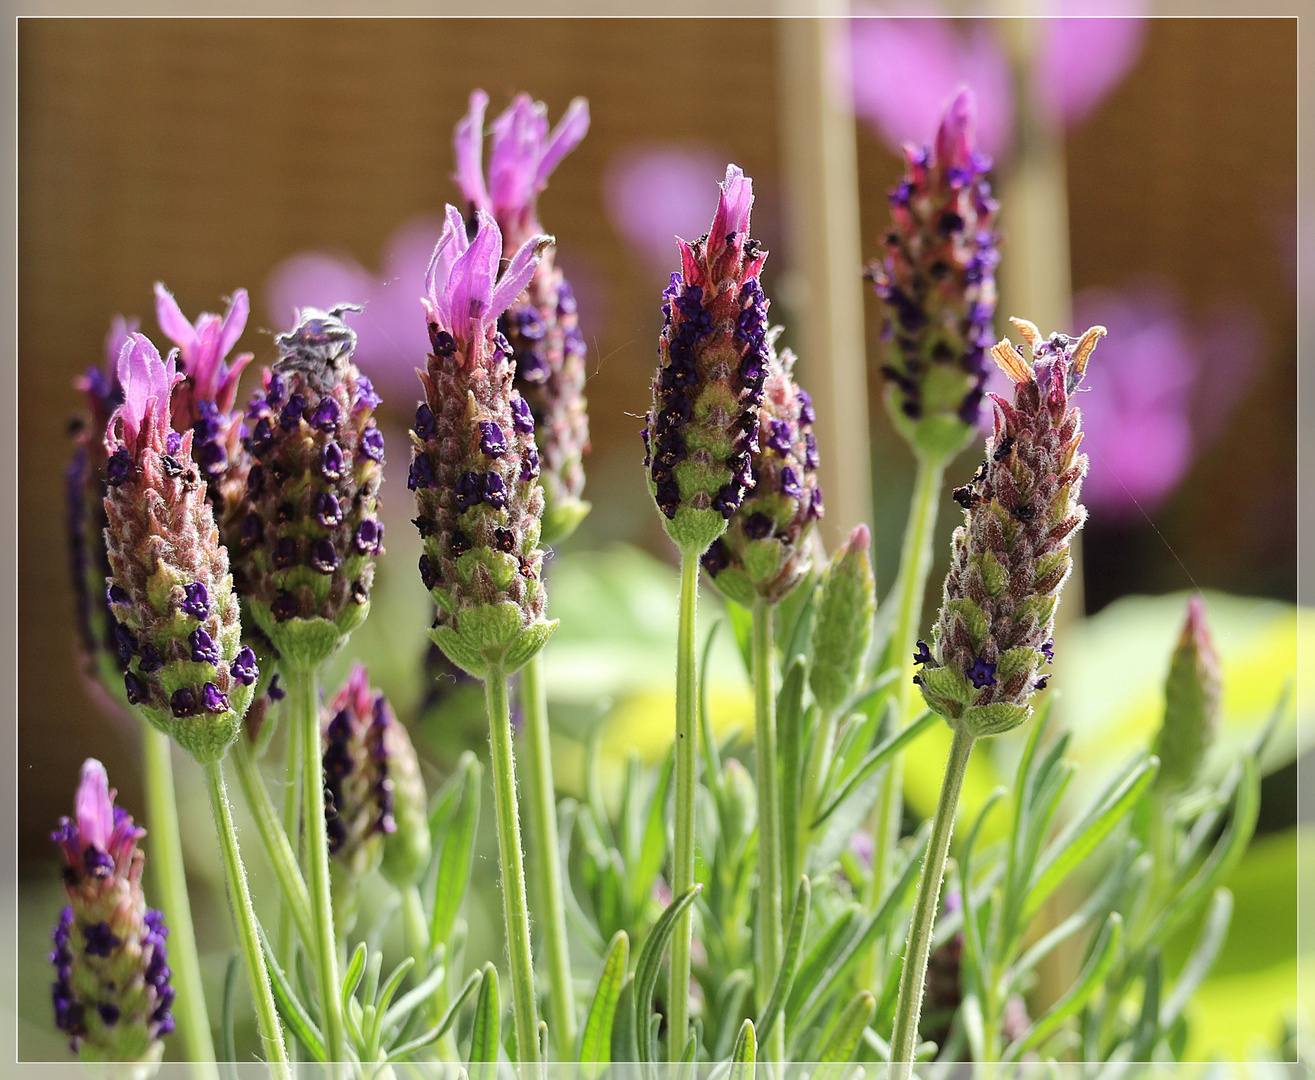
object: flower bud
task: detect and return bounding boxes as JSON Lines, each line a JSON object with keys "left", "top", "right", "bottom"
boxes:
{"left": 322, "top": 666, "right": 395, "bottom": 881}
{"left": 644, "top": 164, "right": 771, "bottom": 555}
{"left": 102, "top": 334, "right": 254, "bottom": 762}
{"left": 411, "top": 207, "right": 558, "bottom": 678}
{"left": 229, "top": 307, "right": 385, "bottom": 672}
{"left": 50, "top": 760, "right": 174, "bottom": 1062}
{"left": 809, "top": 524, "right": 876, "bottom": 715}
{"left": 456, "top": 90, "right": 593, "bottom": 544}
{"left": 1154, "top": 595, "right": 1222, "bottom": 791}
{"left": 915, "top": 320, "right": 1105, "bottom": 738}
{"left": 868, "top": 88, "right": 1000, "bottom": 463}
{"left": 701, "top": 332, "right": 823, "bottom": 606}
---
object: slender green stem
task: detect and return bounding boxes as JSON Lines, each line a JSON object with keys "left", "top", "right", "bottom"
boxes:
{"left": 872, "top": 453, "right": 946, "bottom": 894}
{"left": 142, "top": 729, "right": 218, "bottom": 1077}
{"left": 202, "top": 758, "right": 291, "bottom": 1078}
{"left": 752, "top": 601, "right": 785, "bottom": 1071}
{"left": 230, "top": 735, "right": 313, "bottom": 945}
{"left": 799, "top": 706, "right": 837, "bottom": 862}
{"left": 668, "top": 550, "right": 700, "bottom": 1060}
{"left": 402, "top": 885, "right": 431, "bottom": 962}
{"left": 519, "top": 650, "right": 576, "bottom": 1057}
{"left": 277, "top": 704, "right": 302, "bottom": 976}
{"left": 292, "top": 667, "right": 346, "bottom": 1065}
{"left": 889, "top": 726, "right": 976, "bottom": 1078}
{"left": 484, "top": 669, "right": 542, "bottom": 1067}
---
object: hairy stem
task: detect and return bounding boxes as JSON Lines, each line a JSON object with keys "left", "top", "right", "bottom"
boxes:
{"left": 668, "top": 550, "right": 701, "bottom": 1060}
{"left": 520, "top": 650, "right": 576, "bottom": 1057}
{"left": 485, "top": 669, "right": 541, "bottom": 1067}
{"left": 142, "top": 728, "right": 218, "bottom": 1077}
{"left": 292, "top": 667, "right": 345, "bottom": 1065}
{"left": 889, "top": 725, "right": 976, "bottom": 1078}
{"left": 277, "top": 704, "right": 302, "bottom": 977}
{"left": 202, "top": 758, "right": 290, "bottom": 1078}
{"left": 872, "top": 453, "right": 946, "bottom": 894}
{"left": 752, "top": 600, "right": 785, "bottom": 1071}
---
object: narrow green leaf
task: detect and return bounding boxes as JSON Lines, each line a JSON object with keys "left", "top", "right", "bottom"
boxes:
{"left": 382, "top": 958, "right": 448, "bottom": 1036}
{"left": 1131, "top": 949, "right": 1163, "bottom": 1062}
{"left": 255, "top": 922, "right": 327, "bottom": 1063}
{"left": 729, "top": 1018, "right": 756, "bottom": 1080}
{"left": 699, "top": 620, "right": 725, "bottom": 791}
{"left": 1021, "top": 753, "right": 1159, "bottom": 924}
{"left": 341, "top": 941, "right": 368, "bottom": 1014}
{"left": 784, "top": 903, "right": 860, "bottom": 1021}
{"left": 431, "top": 754, "right": 483, "bottom": 949}
{"left": 817, "top": 990, "right": 875, "bottom": 1063}
{"left": 579, "top": 930, "right": 629, "bottom": 1068}
{"left": 632, "top": 756, "right": 674, "bottom": 915}
{"left": 220, "top": 951, "right": 239, "bottom": 1080}
{"left": 727, "top": 599, "right": 753, "bottom": 675}
{"left": 778, "top": 656, "right": 807, "bottom": 893}
{"left": 369, "top": 956, "right": 415, "bottom": 1051}
{"left": 634, "top": 884, "right": 702, "bottom": 1065}
{"left": 468, "top": 963, "right": 501, "bottom": 1078}
{"left": 1161, "top": 887, "right": 1233, "bottom": 1028}
{"left": 757, "top": 875, "right": 811, "bottom": 1039}
{"left": 1006, "top": 912, "right": 1122, "bottom": 1061}
{"left": 814, "top": 710, "right": 938, "bottom": 827}
{"left": 386, "top": 968, "right": 481, "bottom": 1063}
{"left": 611, "top": 974, "right": 638, "bottom": 1064}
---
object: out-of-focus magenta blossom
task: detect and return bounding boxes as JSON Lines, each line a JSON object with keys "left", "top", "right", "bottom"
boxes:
{"left": 603, "top": 143, "right": 735, "bottom": 270}
{"left": 422, "top": 205, "right": 548, "bottom": 347}
{"left": 982, "top": 283, "right": 1260, "bottom": 522}
{"left": 455, "top": 89, "right": 589, "bottom": 236}
{"left": 842, "top": 2, "right": 1147, "bottom": 159}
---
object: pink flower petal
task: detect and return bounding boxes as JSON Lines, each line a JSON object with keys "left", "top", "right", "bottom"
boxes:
{"left": 489, "top": 233, "right": 550, "bottom": 317}
{"left": 75, "top": 759, "right": 113, "bottom": 851}
{"left": 535, "top": 97, "right": 591, "bottom": 188}
{"left": 454, "top": 89, "right": 491, "bottom": 212}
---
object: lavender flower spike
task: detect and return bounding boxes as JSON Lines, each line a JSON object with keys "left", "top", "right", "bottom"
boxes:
{"left": 228, "top": 306, "right": 385, "bottom": 672}
{"left": 412, "top": 207, "right": 557, "bottom": 679}
{"left": 915, "top": 319, "right": 1105, "bottom": 737}
{"left": 321, "top": 665, "right": 431, "bottom": 894}
{"left": 1155, "top": 594, "right": 1222, "bottom": 791}
{"left": 155, "top": 283, "right": 254, "bottom": 492}
{"left": 868, "top": 86, "right": 1001, "bottom": 462}
{"left": 457, "top": 90, "right": 593, "bottom": 544}
{"left": 701, "top": 328, "right": 823, "bottom": 604}
{"left": 51, "top": 760, "right": 174, "bottom": 1061}
{"left": 645, "top": 164, "right": 772, "bottom": 555}
{"left": 102, "top": 333, "right": 254, "bottom": 762}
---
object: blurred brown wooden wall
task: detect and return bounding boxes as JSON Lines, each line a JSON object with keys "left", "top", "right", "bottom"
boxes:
{"left": 18, "top": 18, "right": 1295, "bottom": 856}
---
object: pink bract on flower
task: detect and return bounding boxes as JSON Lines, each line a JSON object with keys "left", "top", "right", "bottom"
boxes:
{"left": 154, "top": 283, "right": 253, "bottom": 423}
{"left": 110, "top": 333, "right": 181, "bottom": 455}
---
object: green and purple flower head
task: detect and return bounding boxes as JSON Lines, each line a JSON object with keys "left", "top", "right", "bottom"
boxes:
{"left": 322, "top": 664, "right": 431, "bottom": 889}
{"left": 701, "top": 329, "right": 823, "bottom": 605}
{"left": 644, "top": 164, "right": 771, "bottom": 555}
{"left": 915, "top": 319, "right": 1104, "bottom": 738}
{"left": 102, "top": 333, "right": 255, "bottom": 762}
{"left": 456, "top": 90, "right": 593, "bottom": 544}
{"left": 51, "top": 760, "right": 174, "bottom": 1062}
{"left": 868, "top": 87, "right": 1000, "bottom": 462}
{"left": 410, "top": 206, "right": 557, "bottom": 679}
{"left": 230, "top": 306, "right": 385, "bottom": 672}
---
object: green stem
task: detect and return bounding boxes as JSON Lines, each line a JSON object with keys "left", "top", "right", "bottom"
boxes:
{"left": 752, "top": 601, "right": 785, "bottom": 1070}
{"left": 277, "top": 703, "right": 302, "bottom": 976}
{"left": 519, "top": 650, "right": 576, "bottom": 1057}
{"left": 668, "top": 550, "right": 700, "bottom": 1061}
{"left": 203, "top": 758, "right": 290, "bottom": 1078}
{"left": 889, "top": 725, "right": 976, "bottom": 1078}
{"left": 292, "top": 667, "right": 346, "bottom": 1065}
{"left": 484, "top": 669, "right": 542, "bottom": 1067}
{"left": 230, "top": 735, "right": 313, "bottom": 946}
{"left": 799, "top": 706, "right": 837, "bottom": 863}
{"left": 872, "top": 453, "right": 946, "bottom": 895}
{"left": 142, "top": 729, "right": 218, "bottom": 1077}
{"left": 402, "top": 885, "right": 431, "bottom": 962}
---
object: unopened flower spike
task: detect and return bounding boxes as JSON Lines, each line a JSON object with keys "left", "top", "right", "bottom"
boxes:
{"left": 50, "top": 760, "right": 174, "bottom": 1062}
{"left": 1154, "top": 594, "right": 1221, "bottom": 792}
{"left": 321, "top": 665, "right": 431, "bottom": 902}
{"left": 456, "top": 90, "right": 593, "bottom": 544}
{"left": 102, "top": 333, "right": 254, "bottom": 762}
{"left": 644, "top": 163, "right": 771, "bottom": 555}
{"left": 914, "top": 321, "right": 1106, "bottom": 738}
{"left": 810, "top": 523, "right": 877, "bottom": 716}
{"left": 868, "top": 86, "right": 1001, "bottom": 462}
{"left": 701, "top": 329, "right": 823, "bottom": 605}
{"left": 411, "top": 206, "right": 558, "bottom": 679}
{"left": 68, "top": 317, "right": 136, "bottom": 707}
{"left": 155, "top": 283, "right": 254, "bottom": 494}
{"left": 228, "top": 305, "right": 385, "bottom": 672}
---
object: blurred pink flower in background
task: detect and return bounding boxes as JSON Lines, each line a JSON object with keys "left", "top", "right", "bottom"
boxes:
{"left": 981, "top": 282, "right": 1262, "bottom": 522}
{"left": 841, "top": 2, "right": 1148, "bottom": 160}
{"left": 602, "top": 143, "right": 733, "bottom": 271}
